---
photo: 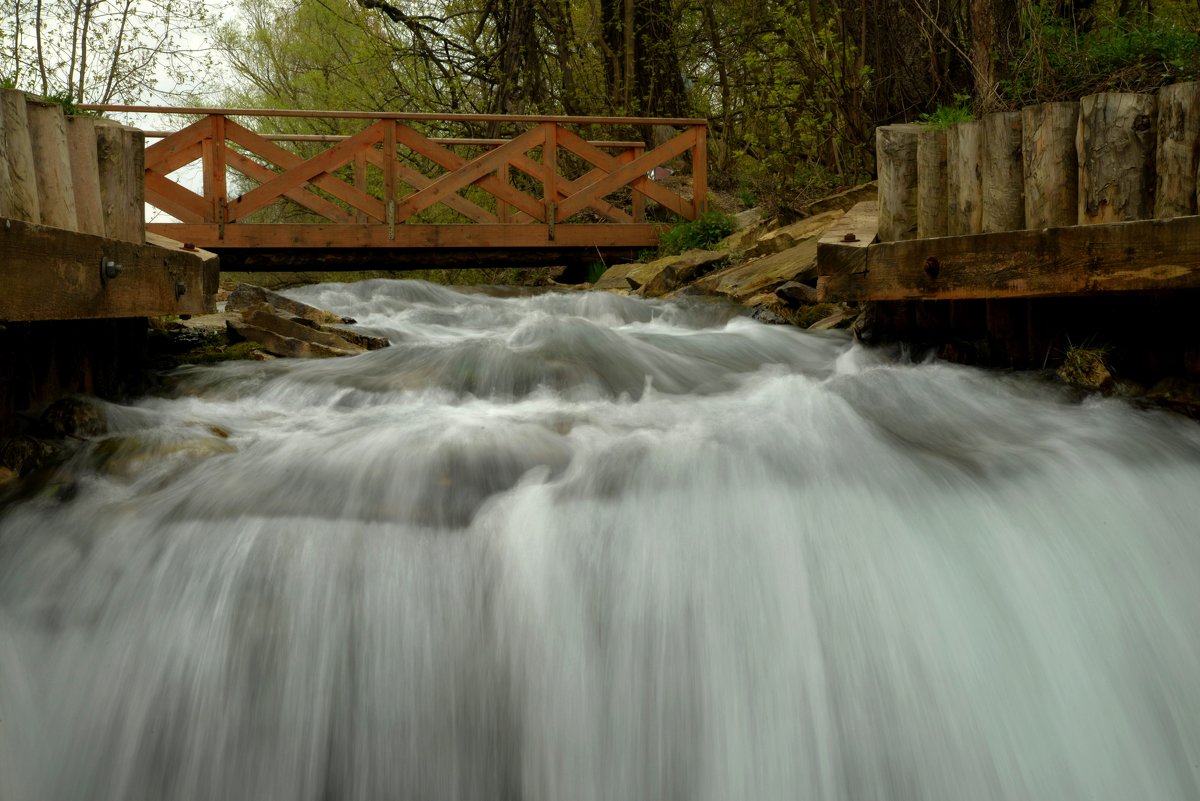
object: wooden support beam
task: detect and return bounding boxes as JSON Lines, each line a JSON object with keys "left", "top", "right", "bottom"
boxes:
{"left": 818, "top": 214, "right": 1200, "bottom": 301}
{"left": 0, "top": 217, "right": 218, "bottom": 321}
{"left": 815, "top": 201, "right": 878, "bottom": 286}
{"left": 146, "top": 222, "right": 664, "bottom": 249}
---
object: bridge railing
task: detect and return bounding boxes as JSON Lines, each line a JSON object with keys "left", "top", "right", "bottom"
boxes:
{"left": 81, "top": 106, "right": 708, "bottom": 250}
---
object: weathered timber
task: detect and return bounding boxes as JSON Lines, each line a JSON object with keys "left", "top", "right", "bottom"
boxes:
{"left": 815, "top": 201, "right": 879, "bottom": 286}
{"left": 95, "top": 120, "right": 145, "bottom": 243}
{"left": 0, "top": 218, "right": 217, "bottom": 321}
{"left": 0, "top": 89, "right": 41, "bottom": 223}
{"left": 65, "top": 116, "right": 106, "bottom": 236}
{"left": 947, "top": 120, "right": 984, "bottom": 235}
{"left": 1155, "top": 81, "right": 1200, "bottom": 219}
{"left": 1078, "top": 92, "right": 1156, "bottom": 224}
{"left": 981, "top": 111, "right": 1024, "bottom": 232}
{"left": 916, "top": 128, "right": 948, "bottom": 238}
{"left": 818, "top": 215, "right": 1200, "bottom": 301}
{"left": 25, "top": 99, "right": 79, "bottom": 231}
{"left": 1022, "top": 102, "right": 1079, "bottom": 229}
{"left": 876, "top": 124, "right": 922, "bottom": 241}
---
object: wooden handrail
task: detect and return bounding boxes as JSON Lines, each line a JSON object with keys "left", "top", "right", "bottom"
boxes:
{"left": 141, "top": 130, "right": 644, "bottom": 149}
{"left": 80, "top": 104, "right": 707, "bottom": 128}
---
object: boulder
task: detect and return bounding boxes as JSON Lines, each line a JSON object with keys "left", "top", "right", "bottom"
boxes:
{"left": 226, "top": 284, "right": 354, "bottom": 325}
{"left": 691, "top": 237, "right": 819, "bottom": 303}
{"left": 732, "top": 207, "right": 765, "bottom": 231}
{"left": 41, "top": 397, "right": 107, "bottom": 437}
{"left": 594, "top": 250, "right": 729, "bottom": 297}
{"left": 775, "top": 281, "right": 820, "bottom": 306}
{"left": 750, "top": 210, "right": 844, "bottom": 256}
{"left": 807, "top": 307, "right": 857, "bottom": 330}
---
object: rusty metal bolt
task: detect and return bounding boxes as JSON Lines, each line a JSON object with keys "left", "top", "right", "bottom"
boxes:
{"left": 924, "top": 256, "right": 940, "bottom": 279}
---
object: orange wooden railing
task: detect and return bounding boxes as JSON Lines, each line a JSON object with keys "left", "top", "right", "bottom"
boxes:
{"left": 81, "top": 106, "right": 708, "bottom": 251}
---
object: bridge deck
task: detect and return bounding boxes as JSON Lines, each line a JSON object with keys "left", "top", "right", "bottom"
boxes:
{"left": 84, "top": 106, "right": 708, "bottom": 267}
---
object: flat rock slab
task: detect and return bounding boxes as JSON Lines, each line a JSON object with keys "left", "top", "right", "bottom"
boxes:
{"left": 223, "top": 283, "right": 388, "bottom": 359}
{"left": 594, "top": 250, "right": 729, "bottom": 297}
{"left": 752, "top": 210, "right": 845, "bottom": 257}
{"left": 691, "top": 237, "right": 820, "bottom": 303}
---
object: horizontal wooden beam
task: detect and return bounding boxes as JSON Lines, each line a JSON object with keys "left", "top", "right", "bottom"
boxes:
{"left": 0, "top": 218, "right": 218, "bottom": 321}
{"left": 818, "top": 214, "right": 1200, "bottom": 301}
{"left": 82, "top": 104, "right": 707, "bottom": 127}
{"left": 144, "top": 131, "right": 644, "bottom": 149}
{"left": 147, "top": 222, "right": 664, "bottom": 249}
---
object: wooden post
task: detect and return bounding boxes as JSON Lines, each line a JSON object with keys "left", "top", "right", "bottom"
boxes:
{"left": 631, "top": 145, "right": 646, "bottom": 223}
{"left": 208, "top": 114, "right": 226, "bottom": 237}
{"left": 496, "top": 161, "right": 511, "bottom": 223}
{"left": 25, "top": 98, "right": 79, "bottom": 231}
{"left": 1021, "top": 101, "right": 1079, "bottom": 229}
{"left": 1078, "top": 92, "right": 1156, "bottom": 224}
{"left": 692, "top": 125, "right": 707, "bottom": 218}
{"left": 95, "top": 120, "right": 145, "bottom": 244}
{"left": 0, "top": 88, "right": 42, "bottom": 223}
{"left": 947, "top": 120, "right": 984, "bottom": 235}
{"left": 916, "top": 127, "right": 948, "bottom": 238}
{"left": 543, "top": 122, "right": 558, "bottom": 232}
{"left": 354, "top": 150, "right": 368, "bottom": 223}
{"left": 1155, "top": 81, "right": 1200, "bottom": 219}
{"left": 66, "top": 116, "right": 106, "bottom": 236}
{"left": 876, "top": 123, "right": 922, "bottom": 241}
{"left": 383, "top": 121, "right": 397, "bottom": 239}
{"left": 982, "top": 111, "right": 1024, "bottom": 232}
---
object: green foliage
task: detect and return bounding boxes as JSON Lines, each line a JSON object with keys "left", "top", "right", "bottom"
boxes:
{"left": 656, "top": 210, "right": 737, "bottom": 256}
{"left": 1003, "top": 10, "right": 1200, "bottom": 103}
{"left": 918, "top": 95, "right": 974, "bottom": 128}
{"left": 42, "top": 90, "right": 102, "bottom": 116}
{"left": 586, "top": 262, "right": 609, "bottom": 283}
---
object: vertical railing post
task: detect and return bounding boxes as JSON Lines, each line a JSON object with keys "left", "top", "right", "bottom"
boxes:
{"left": 691, "top": 124, "right": 707, "bottom": 219}
{"left": 354, "top": 149, "right": 368, "bottom": 224}
{"left": 629, "top": 145, "right": 646, "bottom": 223}
{"left": 497, "top": 160, "right": 511, "bottom": 223}
{"left": 383, "top": 120, "right": 397, "bottom": 240}
{"left": 543, "top": 122, "right": 558, "bottom": 237}
{"left": 207, "top": 114, "right": 227, "bottom": 238}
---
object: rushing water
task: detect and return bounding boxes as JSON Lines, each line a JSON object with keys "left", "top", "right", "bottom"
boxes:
{"left": 3, "top": 280, "right": 1200, "bottom": 801}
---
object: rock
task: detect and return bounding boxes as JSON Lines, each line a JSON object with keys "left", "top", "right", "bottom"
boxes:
{"left": 1056, "top": 346, "right": 1114, "bottom": 391}
{"left": 775, "top": 281, "right": 820, "bottom": 306}
{"left": 91, "top": 434, "right": 237, "bottom": 477}
{"left": 732, "top": 207, "right": 765, "bottom": 230}
{"left": 716, "top": 224, "right": 765, "bottom": 258}
{"left": 595, "top": 250, "right": 729, "bottom": 297}
{"left": 1145, "top": 377, "right": 1200, "bottom": 415}
{"left": 227, "top": 318, "right": 358, "bottom": 359}
{"left": 227, "top": 284, "right": 353, "bottom": 325}
{"left": 0, "top": 465, "right": 16, "bottom": 487}
{"left": 797, "top": 180, "right": 878, "bottom": 217}
{"left": 41, "top": 397, "right": 107, "bottom": 438}
{"left": 750, "top": 306, "right": 789, "bottom": 325}
{"left": 0, "top": 435, "right": 61, "bottom": 476}
{"left": 807, "top": 307, "right": 857, "bottom": 330}
{"left": 691, "top": 237, "right": 820, "bottom": 303}
{"left": 751, "top": 210, "right": 844, "bottom": 256}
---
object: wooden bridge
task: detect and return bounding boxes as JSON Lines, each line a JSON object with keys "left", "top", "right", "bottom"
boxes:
{"left": 83, "top": 106, "right": 708, "bottom": 270}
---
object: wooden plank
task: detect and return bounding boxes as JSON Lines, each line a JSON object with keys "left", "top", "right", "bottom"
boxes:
{"left": 692, "top": 126, "right": 707, "bottom": 217}
{"left": 394, "top": 124, "right": 545, "bottom": 220}
{"left": 815, "top": 201, "right": 879, "bottom": 296}
{"left": 818, "top": 215, "right": 1200, "bottom": 301}
{"left": 0, "top": 217, "right": 218, "bottom": 320}
{"left": 223, "top": 119, "right": 385, "bottom": 223}
{"left": 354, "top": 150, "right": 368, "bottom": 223}
{"left": 143, "top": 116, "right": 212, "bottom": 172}
{"left": 389, "top": 161, "right": 498, "bottom": 223}
{"left": 225, "top": 148, "right": 353, "bottom": 223}
{"left": 145, "top": 171, "right": 209, "bottom": 223}
{"left": 393, "top": 126, "right": 548, "bottom": 221}
{"left": 208, "top": 114, "right": 226, "bottom": 231}
{"left": 543, "top": 123, "right": 558, "bottom": 233}
{"left": 146, "top": 222, "right": 664, "bottom": 249}
{"left": 555, "top": 127, "right": 693, "bottom": 216}
{"left": 555, "top": 129, "right": 697, "bottom": 220}
{"left": 630, "top": 147, "right": 646, "bottom": 222}
{"left": 227, "top": 121, "right": 386, "bottom": 221}
{"left": 146, "top": 140, "right": 203, "bottom": 180}
{"left": 876, "top": 123, "right": 922, "bottom": 241}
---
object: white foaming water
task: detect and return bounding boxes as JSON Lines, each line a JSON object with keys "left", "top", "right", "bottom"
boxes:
{"left": 2, "top": 279, "right": 1200, "bottom": 801}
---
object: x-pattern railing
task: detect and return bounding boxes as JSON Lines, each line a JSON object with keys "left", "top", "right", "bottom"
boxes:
{"left": 84, "top": 106, "right": 708, "bottom": 251}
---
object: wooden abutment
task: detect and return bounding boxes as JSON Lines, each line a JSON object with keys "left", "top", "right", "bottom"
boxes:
{"left": 818, "top": 83, "right": 1200, "bottom": 376}
{"left": 1, "top": 90, "right": 218, "bottom": 431}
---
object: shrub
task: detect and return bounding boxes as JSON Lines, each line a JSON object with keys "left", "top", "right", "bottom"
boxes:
{"left": 918, "top": 94, "right": 974, "bottom": 128}
{"left": 656, "top": 210, "right": 737, "bottom": 255}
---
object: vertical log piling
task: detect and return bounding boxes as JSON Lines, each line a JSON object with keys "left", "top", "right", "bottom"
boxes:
{"left": 65, "top": 116, "right": 106, "bottom": 236}
{"left": 25, "top": 99, "right": 79, "bottom": 231}
{"left": 1022, "top": 102, "right": 1079, "bottom": 229}
{"left": 917, "top": 127, "right": 948, "bottom": 238}
{"left": 982, "top": 111, "right": 1024, "bottom": 232}
{"left": 1155, "top": 81, "right": 1200, "bottom": 219}
{"left": 1078, "top": 92, "right": 1157, "bottom": 224}
{"left": 0, "top": 89, "right": 42, "bottom": 224}
{"left": 947, "top": 120, "right": 984, "bottom": 235}
{"left": 877, "top": 124, "right": 922, "bottom": 241}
